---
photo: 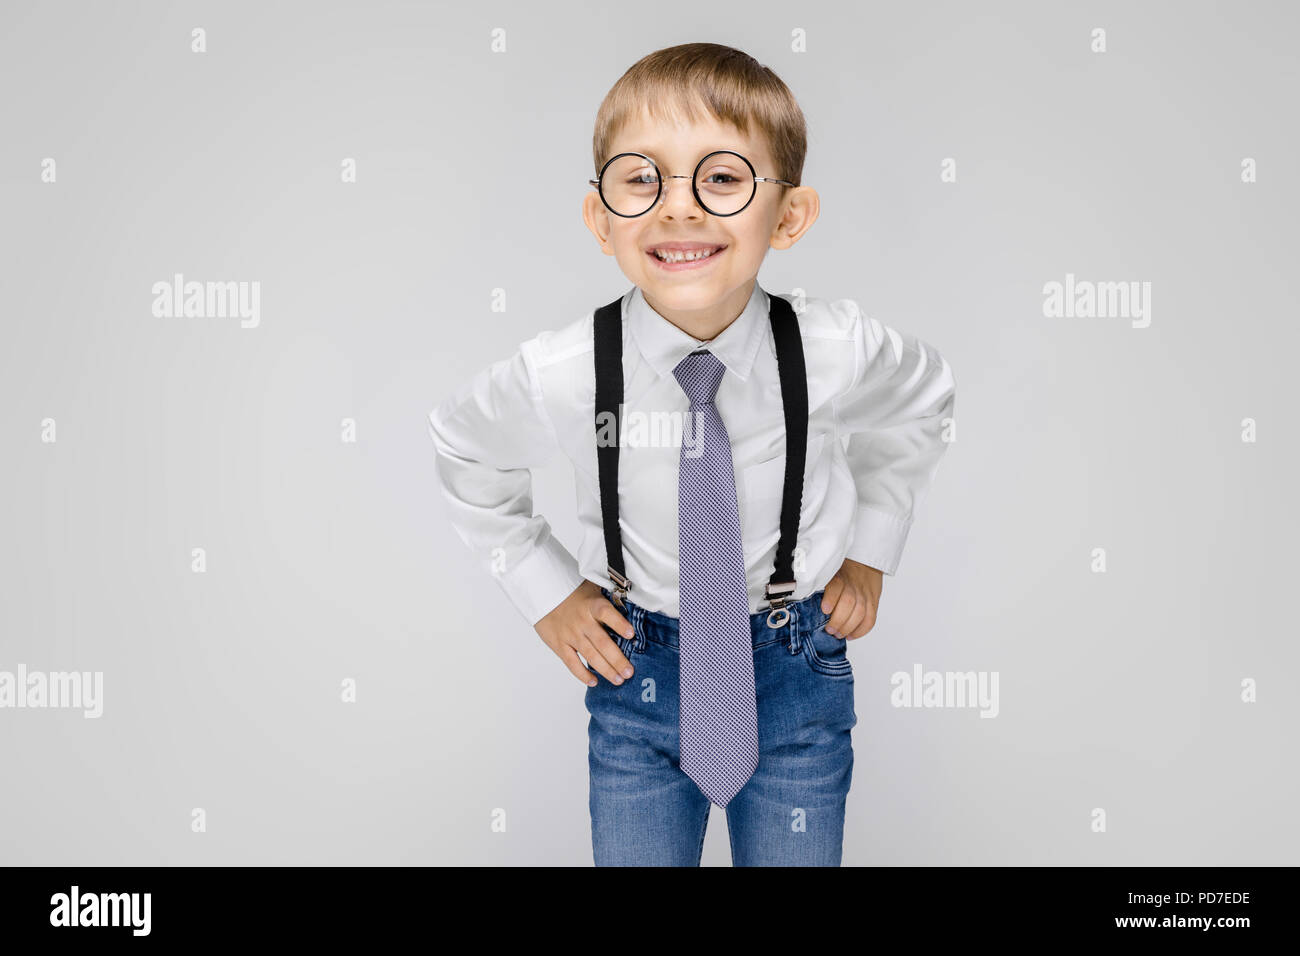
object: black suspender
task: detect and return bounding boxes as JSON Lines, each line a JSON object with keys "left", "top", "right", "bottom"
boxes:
{"left": 593, "top": 287, "right": 808, "bottom": 627}
{"left": 593, "top": 293, "right": 630, "bottom": 606}
{"left": 766, "top": 290, "right": 809, "bottom": 625}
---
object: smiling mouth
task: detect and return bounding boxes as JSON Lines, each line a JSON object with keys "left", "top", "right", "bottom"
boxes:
{"left": 646, "top": 244, "right": 728, "bottom": 265}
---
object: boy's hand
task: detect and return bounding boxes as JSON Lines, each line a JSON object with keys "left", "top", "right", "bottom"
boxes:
{"left": 820, "top": 558, "right": 883, "bottom": 640}
{"left": 534, "top": 580, "right": 637, "bottom": 687}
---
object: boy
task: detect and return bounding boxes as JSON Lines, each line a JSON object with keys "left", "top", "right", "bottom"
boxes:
{"left": 427, "top": 42, "right": 956, "bottom": 866}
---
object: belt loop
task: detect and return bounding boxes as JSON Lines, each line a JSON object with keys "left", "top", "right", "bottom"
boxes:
{"left": 788, "top": 604, "right": 802, "bottom": 655}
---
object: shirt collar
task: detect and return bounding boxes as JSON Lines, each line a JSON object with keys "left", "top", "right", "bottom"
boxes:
{"left": 626, "top": 282, "right": 769, "bottom": 383}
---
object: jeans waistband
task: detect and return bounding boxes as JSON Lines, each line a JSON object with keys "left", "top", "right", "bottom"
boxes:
{"left": 598, "top": 585, "right": 829, "bottom": 653}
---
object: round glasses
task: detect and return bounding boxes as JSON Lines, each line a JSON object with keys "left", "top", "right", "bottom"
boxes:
{"left": 589, "top": 150, "right": 795, "bottom": 218}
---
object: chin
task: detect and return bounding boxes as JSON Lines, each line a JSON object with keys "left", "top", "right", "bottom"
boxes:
{"left": 641, "top": 281, "right": 726, "bottom": 305}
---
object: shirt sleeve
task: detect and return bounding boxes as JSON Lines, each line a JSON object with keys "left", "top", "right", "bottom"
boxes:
{"left": 831, "top": 302, "right": 957, "bottom": 575}
{"left": 427, "top": 337, "right": 585, "bottom": 627}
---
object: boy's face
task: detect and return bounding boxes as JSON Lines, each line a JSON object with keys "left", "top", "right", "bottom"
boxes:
{"left": 583, "top": 106, "right": 819, "bottom": 335}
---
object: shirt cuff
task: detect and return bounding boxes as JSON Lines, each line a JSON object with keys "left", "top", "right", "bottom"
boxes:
{"left": 495, "top": 529, "right": 585, "bottom": 627}
{"left": 844, "top": 505, "right": 913, "bottom": 576}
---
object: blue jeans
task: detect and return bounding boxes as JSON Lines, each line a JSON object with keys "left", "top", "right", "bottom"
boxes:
{"left": 585, "top": 586, "right": 857, "bottom": 866}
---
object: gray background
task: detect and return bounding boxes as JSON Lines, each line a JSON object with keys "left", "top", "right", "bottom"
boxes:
{"left": 1, "top": 0, "right": 1296, "bottom": 865}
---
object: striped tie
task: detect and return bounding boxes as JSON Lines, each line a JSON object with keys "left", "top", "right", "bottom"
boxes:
{"left": 673, "top": 350, "right": 760, "bottom": 807}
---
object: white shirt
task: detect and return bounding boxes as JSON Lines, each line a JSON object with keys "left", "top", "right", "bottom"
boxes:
{"left": 427, "top": 282, "right": 957, "bottom": 626}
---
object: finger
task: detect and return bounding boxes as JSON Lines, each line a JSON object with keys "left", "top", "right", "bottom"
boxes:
{"left": 576, "top": 632, "right": 627, "bottom": 686}
{"left": 825, "top": 593, "right": 857, "bottom": 637}
{"left": 558, "top": 644, "right": 598, "bottom": 687}
{"left": 820, "top": 578, "right": 843, "bottom": 614}
{"left": 594, "top": 599, "right": 636, "bottom": 643}
{"left": 583, "top": 622, "right": 634, "bottom": 680}
{"left": 855, "top": 598, "right": 879, "bottom": 638}
{"left": 841, "top": 600, "right": 871, "bottom": 640}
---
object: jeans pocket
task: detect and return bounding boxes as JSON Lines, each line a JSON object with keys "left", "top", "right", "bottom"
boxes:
{"left": 803, "top": 607, "right": 853, "bottom": 679}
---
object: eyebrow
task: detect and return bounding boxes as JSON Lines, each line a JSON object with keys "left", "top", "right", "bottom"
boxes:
{"left": 621, "top": 147, "right": 750, "bottom": 166}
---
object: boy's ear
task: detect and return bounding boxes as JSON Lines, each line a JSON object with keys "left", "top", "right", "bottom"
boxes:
{"left": 770, "top": 186, "right": 820, "bottom": 250}
{"left": 582, "top": 192, "right": 617, "bottom": 255}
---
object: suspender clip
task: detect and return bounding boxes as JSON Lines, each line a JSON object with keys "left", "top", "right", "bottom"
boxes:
{"left": 608, "top": 567, "right": 632, "bottom": 609}
{"left": 764, "top": 580, "right": 797, "bottom": 628}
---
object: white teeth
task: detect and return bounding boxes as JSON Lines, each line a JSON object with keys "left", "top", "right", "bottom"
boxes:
{"left": 653, "top": 247, "right": 721, "bottom": 262}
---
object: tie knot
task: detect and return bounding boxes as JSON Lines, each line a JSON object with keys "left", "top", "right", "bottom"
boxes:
{"left": 673, "top": 350, "right": 725, "bottom": 404}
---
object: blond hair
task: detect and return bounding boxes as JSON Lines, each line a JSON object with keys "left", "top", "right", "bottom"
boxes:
{"left": 592, "top": 42, "right": 807, "bottom": 187}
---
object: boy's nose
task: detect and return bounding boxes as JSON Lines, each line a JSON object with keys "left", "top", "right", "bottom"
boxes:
{"left": 657, "top": 176, "right": 704, "bottom": 217}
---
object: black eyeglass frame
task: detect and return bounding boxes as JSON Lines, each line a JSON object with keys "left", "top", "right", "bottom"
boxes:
{"left": 588, "top": 149, "right": 796, "bottom": 218}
